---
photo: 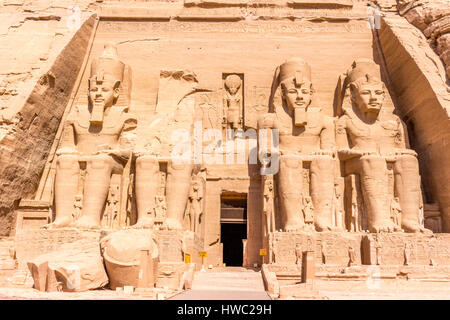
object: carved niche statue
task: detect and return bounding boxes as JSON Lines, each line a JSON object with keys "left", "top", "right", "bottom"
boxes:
{"left": 332, "top": 184, "right": 344, "bottom": 229}
{"left": 302, "top": 195, "right": 314, "bottom": 227}
{"left": 154, "top": 195, "right": 167, "bottom": 223}
{"left": 258, "top": 58, "right": 337, "bottom": 232}
{"left": 348, "top": 246, "right": 356, "bottom": 267}
{"left": 186, "top": 176, "right": 204, "bottom": 234}
{"left": 336, "top": 59, "right": 430, "bottom": 233}
{"left": 295, "top": 243, "right": 302, "bottom": 265}
{"left": 223, "top": 74, "right": 243, "bottom": 130}
{"left": 263, "top": 177, "right": 275, "bottom": 235}
{"left": 390, "top": 197, "right": 402, "bottom": 229}
{"left": 46, "top": 43, "right": 137, "bottom": 229}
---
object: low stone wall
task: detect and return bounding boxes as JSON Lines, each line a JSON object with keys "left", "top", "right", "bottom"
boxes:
{"left": 362, "top": 233, "right": 450, "bottom": 266}
{"left": 14, "top": 228, "right": 104, "bottom": 270}
{"left": 270, "top": 231, "right": 363, "bottom": 267}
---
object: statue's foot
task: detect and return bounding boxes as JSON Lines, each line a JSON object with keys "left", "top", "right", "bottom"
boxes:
{"left": 402, "top": 220, "right": 432, "bottom": 234}
{"left": 371, "top": 221, "right": 398, "bottom": 233}
{"left": 284, "top": 223, "right": 305, "bottom": 232}
{"left": 314, "top": 219, "right": 339, "bottom": 232}
{"left": 164, "top": 218, "right": 182, "bottom": 230}
{"left": 42, "top": 217, "right": 72, "bottom": 229}
{"left": 73, "top": 217, "right": 100, "bottom": 229}
{"left": 132, "top": 218, "right": 154, "bottom": 229}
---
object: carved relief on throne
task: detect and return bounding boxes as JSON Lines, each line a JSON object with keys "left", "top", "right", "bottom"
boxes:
{"left": 344, "top": 174, "right": 367, "bottom": 232}
{"left": 194, "top": 91, "right": 222, "bottom": 132}
{"left": 154, "top": 168, "right": 167, "bottom": 228}
{"left": 332, "top": 177, "right": 345, "bottom": 230}
{"left": 102, "top": 160, "right": 136, "bottom": 230}
{"left": 244, "top": 86, "right": 270, "bottom": 130}
{"left": 301, "top": 162, "right": 314, "bottom": 229}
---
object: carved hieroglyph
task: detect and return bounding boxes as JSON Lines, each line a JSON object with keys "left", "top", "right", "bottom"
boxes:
{"left": 258, "top": 58, "right": 337, "bottom": 232}
{"left": 336, "top": 59, "right": 430, "bottom": 233}
{"left": 46, "top": 43, "right": 137, "bottom": 229}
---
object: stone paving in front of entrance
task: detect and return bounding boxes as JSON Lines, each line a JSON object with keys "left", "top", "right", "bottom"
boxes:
{"left": 170, "top": 267, "right": 271, "bottom": 300}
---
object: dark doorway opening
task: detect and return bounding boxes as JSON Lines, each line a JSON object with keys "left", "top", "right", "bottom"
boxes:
{"left": 220, "top": 195, "right": 247, "bottom": 267}
{"left": 221, "top": 223, "right": 246, "bottom": 266}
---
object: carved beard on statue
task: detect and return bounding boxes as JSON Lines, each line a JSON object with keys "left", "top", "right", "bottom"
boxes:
{"left": 281, "top": 78, "right": 313, "bottom": 127}
{"left": 88, "top": 78, "right": 120, "bottom": 125}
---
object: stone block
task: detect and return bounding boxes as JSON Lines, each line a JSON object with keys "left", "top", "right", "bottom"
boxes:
{"left": 362, "top": 233, "right": 450, "bottom": 266}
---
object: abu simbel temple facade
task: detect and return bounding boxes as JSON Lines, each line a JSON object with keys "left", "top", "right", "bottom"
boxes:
{"left": 0, "top": 0, "right": 449, "bottom": 299}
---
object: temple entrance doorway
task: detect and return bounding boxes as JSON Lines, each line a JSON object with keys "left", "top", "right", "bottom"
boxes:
{"left": 220, "top": 194, "right": 247, "bottom": 267}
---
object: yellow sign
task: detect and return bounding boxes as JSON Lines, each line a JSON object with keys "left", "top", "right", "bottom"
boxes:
{"left": 198, "top": 251, "right": 207, "bottom": 258}
{"left": 260, "top": 249, "right": 267, "bottom": 256}
{"left": 184, "top": 254, "right": 191, "bottom": 264}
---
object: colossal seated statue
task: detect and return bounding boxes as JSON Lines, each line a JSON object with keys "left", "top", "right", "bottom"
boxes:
{"left": 46, "top": 43, "right": 137, "bottom": 229}
{"left": 134, "top": 70, "right": 198, "bottom": 230}
{"left": 336, "top": 59, "right": 430, "bottom": 233}
{"left": 258, "top": 58, "right": 337, "bottom": 232}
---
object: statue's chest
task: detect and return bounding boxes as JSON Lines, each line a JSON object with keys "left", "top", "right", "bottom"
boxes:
{"left": 278, "top": 112, "right": 323, "bottom": 136}
{"left": 346, "top": 118, "right": 380, "bottom": 141}
{"left": 73, "top": 108, "right": 124, "bottom": 136}
{"left": 348, "top": 117, "right": 400, "bottom": 141}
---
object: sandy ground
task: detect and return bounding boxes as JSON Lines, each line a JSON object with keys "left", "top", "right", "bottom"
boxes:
{"left": 0, "top": 267, "right": 449, "bottom": 300}
{"left": 278, "top": 279, "right": 450, "bottom": 300}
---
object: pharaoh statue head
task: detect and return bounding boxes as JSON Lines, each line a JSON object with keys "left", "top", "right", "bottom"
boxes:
{"left": 224, "top": 74, "right": 241, "bottom": 95}
{"left": 272, "top": 58, "right": 314, "bottom": 126}
{"left": 88, "top": 43, "right": 125, "bottom": 124}
{"left": 345, "top": 59, "right": 385, "bottom": 116}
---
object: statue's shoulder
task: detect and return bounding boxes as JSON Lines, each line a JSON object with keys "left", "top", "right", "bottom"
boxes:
{"left": 336, "top": 111, "right": 350, "bottom": 127}
{"left": 67, "top": 105, "right": 89, "bottom": 127}
{"left": 320, "top": 113, "right": 334, "bottom": 128}
{"left": 380, "top": 115, "right": 402, "bottom": 131}
{"left": 119, "top": 108, "right": 137, "bottom": 131}
{"left": 257, "top": 112, "right": 278, "bottom": 129}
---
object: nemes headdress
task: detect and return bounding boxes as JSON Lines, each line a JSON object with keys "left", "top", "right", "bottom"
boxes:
{"left": 344, "top": 59, "right": 382, "bottom": 89}
{"left": 269, "top": 58, "right": 313, "bottom": 112}
{"left": 90, "top": 42, "right": 125, "bottom": 85}
{"left": 335, "top": 59, "right": 385, "bottom": 116}
{"left": 278, "top": 58, "right": 312, "bottom": 85}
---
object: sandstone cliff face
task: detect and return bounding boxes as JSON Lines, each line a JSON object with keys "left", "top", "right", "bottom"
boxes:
{"left": 0, "top": 1, "right": 99, "bottom": 235}
{"left": 376, "top": 10, "right": 450, "bottom": 231}
{"left": 396, "top": 0, "right": 450, "bottom": 79}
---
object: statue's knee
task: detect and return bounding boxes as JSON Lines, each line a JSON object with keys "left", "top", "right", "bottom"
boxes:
{"left": 136, "top": 156, "right": 158, "bottom": 170}
{"left": 280, "top": 155, "right": 301, "bottom": 169}
{"left": 168, "top": 160, "right": 192, "bottom": 174}
{"left": 396, "top": 155, "right": 419, "bottom": 171}
{"left": 87, "top": 154, "right": 113, "bottom": 170}
{"left": 360, "top": 155, "right": 385, "bottom": 170}
{"left": 311, "top": 157, "right": 334, "bottom": 172}
{"left": 56, "top": 155, "right": 78, "bottom": 170}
